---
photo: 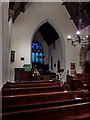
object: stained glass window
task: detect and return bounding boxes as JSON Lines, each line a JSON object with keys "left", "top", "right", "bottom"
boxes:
{"left": 32, "top": 40, "right": 44, "bottom": 64}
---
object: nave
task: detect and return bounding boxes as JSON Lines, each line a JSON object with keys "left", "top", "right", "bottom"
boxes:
{"left": 1, "top": 2, "right": 90, "bottom": 120}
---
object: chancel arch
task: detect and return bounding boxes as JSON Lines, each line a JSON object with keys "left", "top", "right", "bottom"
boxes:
{"left": 31, "top": 19, "right": 66, "bottom": 81}
{"left": 80, "top": 44, "right": 90, "bottom": 73}
{"left": 85, "top": 45, "right": 90, "bottom": 74}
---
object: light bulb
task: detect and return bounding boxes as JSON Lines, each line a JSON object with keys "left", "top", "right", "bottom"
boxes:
{"left": 76, "top": 31, "right": 80, "bottom": 35}
{"left": 68, "top": 35, "right": 71, "bottom": 39}
{"left": 86, "top": 36, "right": 88, "bottom": 38}
{"left": 83, "top": 37, "right": 85, "bottom": 40}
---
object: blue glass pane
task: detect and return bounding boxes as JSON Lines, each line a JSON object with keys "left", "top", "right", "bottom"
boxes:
{"left": 32, "top": 52, "right": 35, "bottom": 62}
{"left": 39, "top": 58, "right": 43, "bottom": 63}
{"left": 33, "top": 43, "right": 35, "bottom": 46}
{"left": 36, "top": 56, "right": 38, "bottom": 62}
{"left": 32, "top": 52, "right": 34, "bottom": 56}
{"left": 35, "top": 43, "right": 37, "bottom": 46}
{"left": 32, "top": 45, "right": 34, "bottom": 49}
{"left": 40, "top": 53, "right": 43, "bottom": 56}
{"left": 36, "top": 52, "right": 38, "bottom": 56}
{"left": 36, "top": 46, "right": 39, "bottom": 49}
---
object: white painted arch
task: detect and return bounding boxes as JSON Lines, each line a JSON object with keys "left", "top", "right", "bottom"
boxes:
{"left": 31, "top": 19, "right": 66, "bottom": 82}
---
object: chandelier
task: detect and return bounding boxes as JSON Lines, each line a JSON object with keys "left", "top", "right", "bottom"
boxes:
{"left": 67, "top": 29, "right": 89, "bottom": 46}
{"left": 67, "top": 4, "right": 89, "bottom": 46}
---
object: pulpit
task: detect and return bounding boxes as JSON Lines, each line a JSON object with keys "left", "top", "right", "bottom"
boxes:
{"left": 14, "top": 68, "right": 32, "bottom": 81}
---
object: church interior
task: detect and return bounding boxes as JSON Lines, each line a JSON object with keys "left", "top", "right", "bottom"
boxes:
{"left": 1, "top": 1, "right": 90, "bottom": 120}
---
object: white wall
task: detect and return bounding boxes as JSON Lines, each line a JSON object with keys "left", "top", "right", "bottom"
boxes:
{"left": 48, "top": 38, "right": 67, "bottom": 82}
{"left": 0, "top": 2, "right": 9, "bottom": 86}
{"left": 49, "top": 38, "right": 62, "bottom": 72}
{"left": 10, "top": 2, "right": 81, "bottom": 81}
{"left": 86, "top": 51, "right": 90, "bottom": 61}
{"left": 2, "top": 2, "right": 9, "bottom": 84}
{"left": 0, "top": 2, "right": 2, "bottom": 87}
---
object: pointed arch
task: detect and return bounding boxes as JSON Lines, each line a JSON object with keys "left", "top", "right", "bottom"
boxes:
{"left": 31, "top": 19, "right": 66, "bottom": 81}
{"left": 80, "top": 44, "right": 90, "bottom": 72}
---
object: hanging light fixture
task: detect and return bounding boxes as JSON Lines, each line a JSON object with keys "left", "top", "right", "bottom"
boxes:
{"left": 67, "top": 29, "right": 89, "bottom": 46}
{"left": 67, "top": 4, "right": 89, "bottom": 46}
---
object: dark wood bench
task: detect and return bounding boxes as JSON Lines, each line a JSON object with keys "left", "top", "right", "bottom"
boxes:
{"left": 5, "top": 79, "right": 58, "bottom": 84}
{"left": 68, "top": 79, "right": 90, "bottom": 91}
{"left": 81, "top": 79, "right": 90, "bottom": 89}
{"left": 63, "top": 113, "right": 90, "bottom": 120}
{"left": 3, "top": 95, "right": 88, "bottom": 113}
{"left": 2, "top": 80, "right": 89, "bottom": 120}
{"left": 2, "top": 90, "right": 84, "bottom": 107}
{"left": 2, "top": 84, "right": 89, "bottom": 120}
{"left": 69, "top": 80, "right": 83, "bottom": 91}
{"left": 38, "top": 75, "right": 56, "bottom": 80}
{"left": 2, "top": 85, "right": 70, "bottom": 96}
{"left": 2, "top": 102, "right": 90, "bottom": 120}
{"left": 3, "top": 81, "right": 60, "bottom": 88}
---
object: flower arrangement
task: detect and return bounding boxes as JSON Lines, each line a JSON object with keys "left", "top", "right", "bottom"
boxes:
{"left": 33, "top": 70, "right": 40, "bottom": 77}
{"left": 32, "top": 66, "right": 40, "bottom": 80}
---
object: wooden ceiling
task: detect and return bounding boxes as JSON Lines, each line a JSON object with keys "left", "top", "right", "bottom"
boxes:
{"left": 63, "top": 2, "right": 90, "bottom": 30}
{"left": 9, "top": 2, "right": 90, "bottom": 30}
{"left": 9, "top": 2, "right": 90, "bottom": 46}
{"left": 9, "top": 2, "right": 31, "bottom": 22}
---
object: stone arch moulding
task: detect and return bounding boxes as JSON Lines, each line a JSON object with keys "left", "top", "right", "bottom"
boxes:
{"left": 80, "top": 44, "right": 90, "bottom": 73}
{"left": 31, "top": 19, "right": 66, "bottom": 81}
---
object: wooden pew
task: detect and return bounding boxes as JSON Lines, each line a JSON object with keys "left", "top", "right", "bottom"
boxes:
{"left": 69, "top": 80, "right": 83, "bottom": 91}
{"left": 3, "top": 97, "right": 88, "bottom": 113}
{"left": 75, "top": 73, "right": 90, "bottom": 80}
{"left": 2, "top": 79, "right": 89, "bottom": 120}
{"left": 81, "top": 79, "right": 90, "bottom": 89}
{"left": 3, "top": 97, "right": 89, "bottom": 118}
{"left": 2, "top": 102, "right": 90, "bottom": 120}
{"left": 83, "top": 89, "right": 90, "bottom": 100}
{"left": 2, "top": 85, "right": 70, "bottom": 96}
{"left": 3, "top": 81, "right": 60, "bottom": 88}
{"left": 38, "top": 74, "right": 56, "bottom": 80}
{"left": 5, "top": 79, "right": 58, "bottom": 84}
{"left": 2, "top": 90, "right": 84, "bottom": 107}
{"left": 69, "top": 79, "right": 90, "bottom": 91}
{"left": 2, "top": 84, "right": 89, "bottom": 120}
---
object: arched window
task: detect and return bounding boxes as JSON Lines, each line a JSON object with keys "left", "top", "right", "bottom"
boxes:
{"left": 51, "top": 56, "right": 53, "bottom": 70}
{"left": 57, "top": 60, "right": 60, "bottom": 71}
{"left": 32, "top": 40, "right": 44, "bottom": 64}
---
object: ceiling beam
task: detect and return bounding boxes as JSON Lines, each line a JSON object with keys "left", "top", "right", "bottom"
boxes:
{"left": 8, "top": 2, "right": 31, "bottom": 22}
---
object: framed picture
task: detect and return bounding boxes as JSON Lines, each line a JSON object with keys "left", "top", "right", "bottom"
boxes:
{"left": 70, "top": 63, "right": 75, "bottom": 70}
{"left": 20, "top": 57, "right": 25, "bottom": 61}
{"left": 70, "top": 63, "right": 76, "bottom": 76}
{"left": 11, "top": 50, "right": 15, "bottom": 62}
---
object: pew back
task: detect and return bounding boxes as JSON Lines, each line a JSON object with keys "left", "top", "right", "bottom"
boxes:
{"left": 3, "top": 81, "right": 60, "bottom": 88}
{"left": 2, "top": 102, "right": 90, "bottom": 120}
{"left": 2, "top": 90, "right": 84, "bottom": 107}
{"left": 2, "top": 85, "right": 70, "bottom": 96}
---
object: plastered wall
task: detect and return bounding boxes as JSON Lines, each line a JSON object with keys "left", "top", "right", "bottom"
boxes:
{"left": 0, "top": 2, "right": 9, "bottom": 85}
{"left": 10, "top": 2, "right": 81, "bottom": 81}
